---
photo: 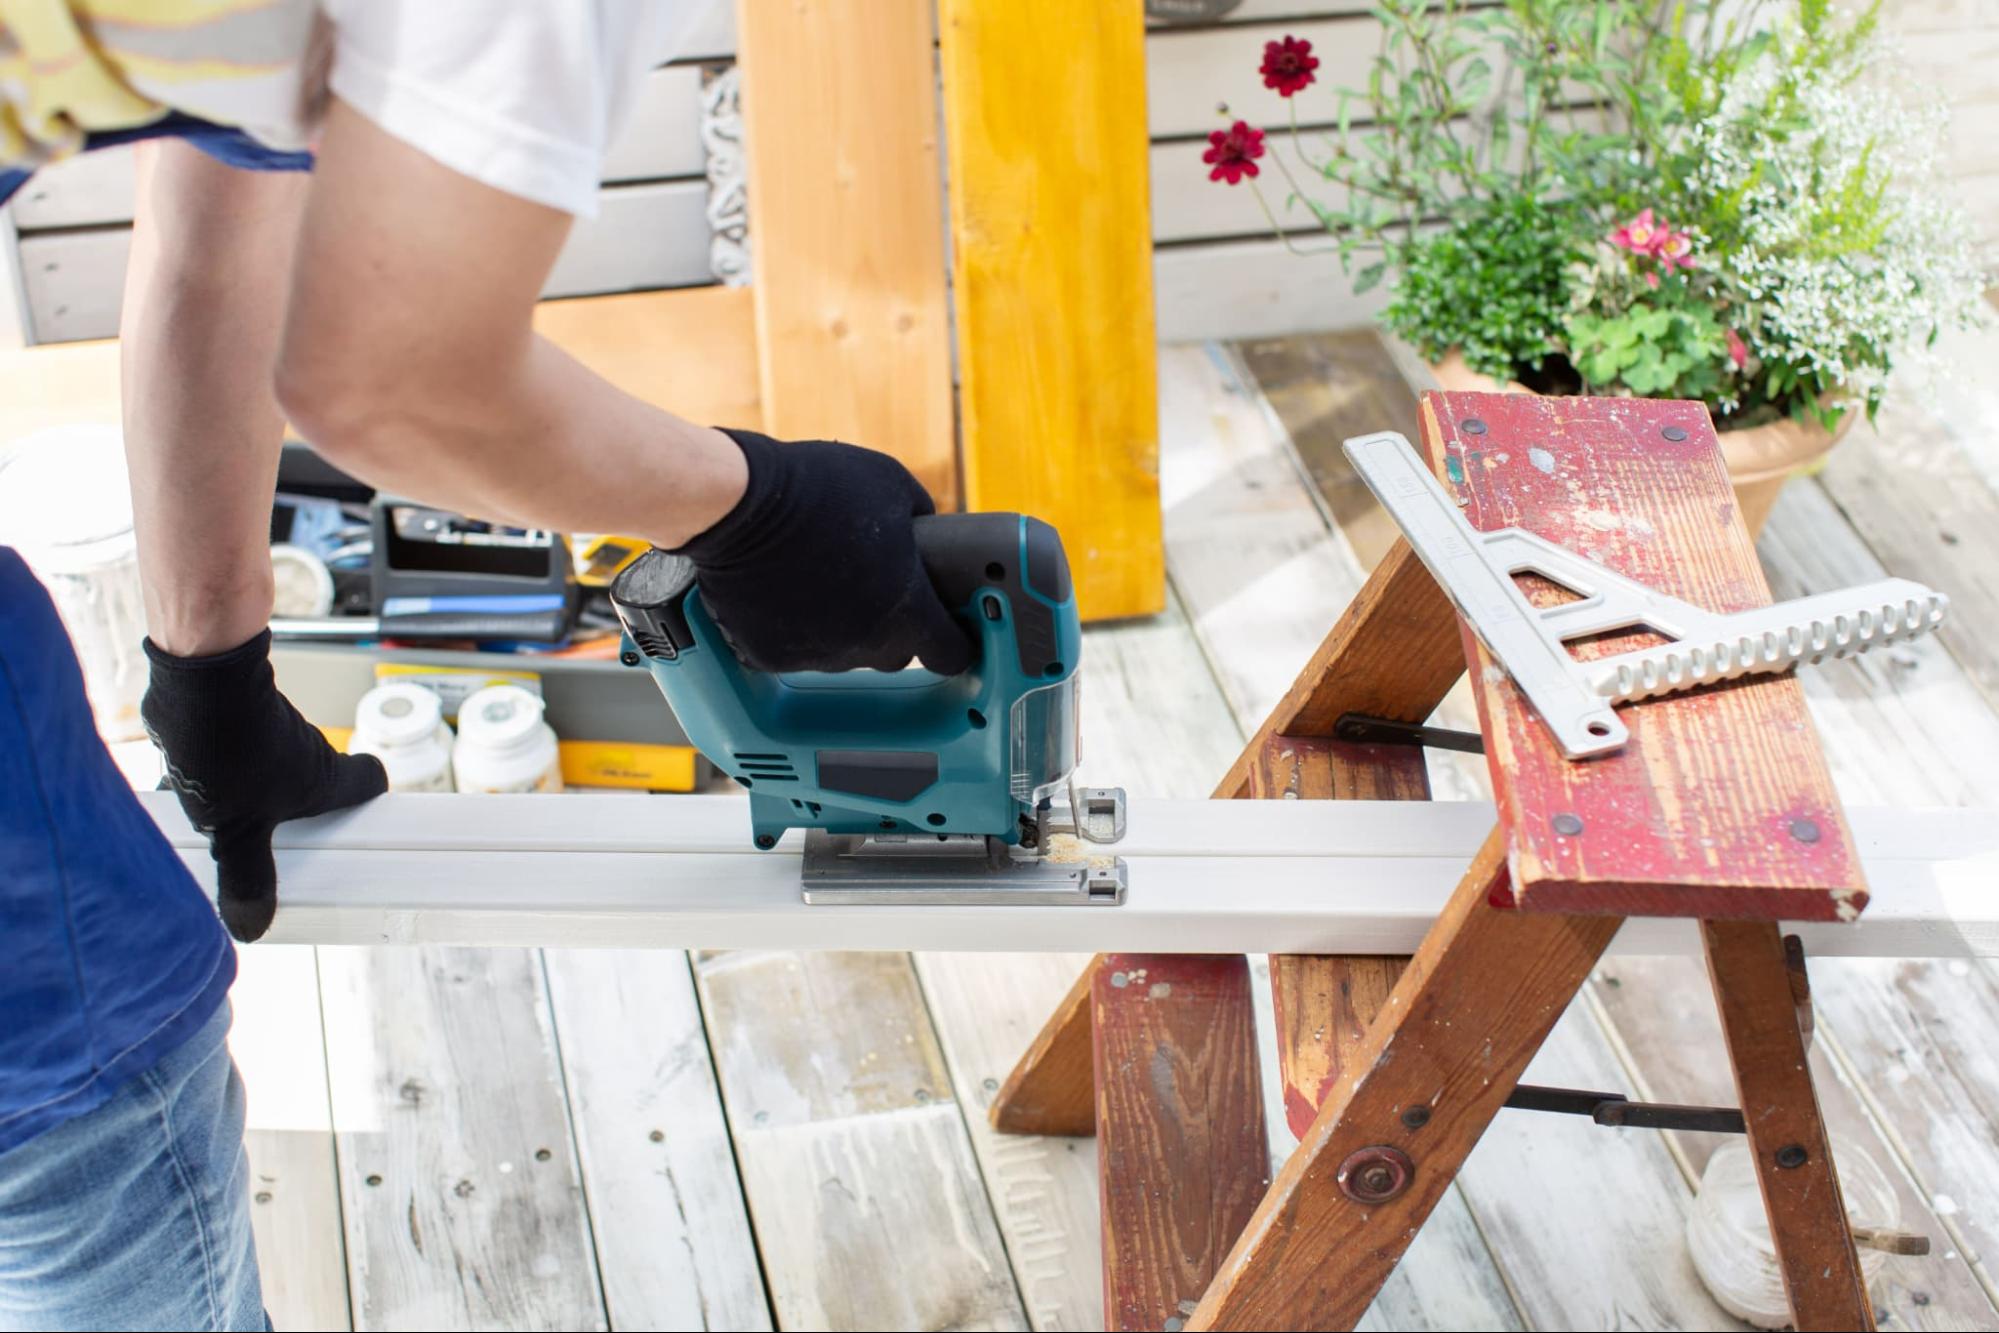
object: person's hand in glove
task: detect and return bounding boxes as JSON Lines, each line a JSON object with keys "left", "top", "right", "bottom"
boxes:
{"left": 142, "top": 631, "right": 387, "bottom": 943}
{"left": 672, "top": 429, "right": 974, "bottom": 675}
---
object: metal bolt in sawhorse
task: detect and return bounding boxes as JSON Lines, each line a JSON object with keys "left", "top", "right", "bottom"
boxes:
{"left": 988, "top": 391, "right": 1876, "bottom": 1332}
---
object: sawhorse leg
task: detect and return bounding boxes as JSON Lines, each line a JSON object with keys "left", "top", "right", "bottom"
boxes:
{"left": 1188, "top": 831, "right": 1620, "bottom": 1329}
{"left": 991, "top": 540, "right": 1456, "bottom": 1139}
{"left": 1705, "top": 920, "right": 1872, "bottom": 1327}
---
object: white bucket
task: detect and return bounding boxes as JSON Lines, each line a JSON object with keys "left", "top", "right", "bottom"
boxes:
{"left": 348, "top": 682, "right": 456, "bottom": 792}
{"left": 453, "top": 684, "right": 563, "bottom": 793}
{"left": 1687, "top": 1134, "right": 1898, "bottom": 1328}
{"left": 0, "top": 427, "right": 149, "bottom": 741}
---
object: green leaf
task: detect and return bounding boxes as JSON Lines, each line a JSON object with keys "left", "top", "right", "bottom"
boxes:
{"left": 1353, "top": 260, "right": 1389, "bottom": 295}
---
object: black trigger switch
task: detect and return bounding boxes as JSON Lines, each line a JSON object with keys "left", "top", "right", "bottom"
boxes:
{"left": 982, "top": 594, "right": 1003, "bottom": 621}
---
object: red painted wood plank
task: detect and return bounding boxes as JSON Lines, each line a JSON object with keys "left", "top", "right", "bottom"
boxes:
{"left": 1247, "top": 734, "right": 1427, "bottom": 1140}
{"left": 1419, "top": 392, "right": 1865, "bottom": 921}
{"left": 1095, "top": 953, "right": 1267, "bottom": 1333}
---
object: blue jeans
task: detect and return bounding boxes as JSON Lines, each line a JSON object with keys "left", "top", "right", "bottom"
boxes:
{"left": 0, "top": 1003, "right": 266, "bottom": 1331}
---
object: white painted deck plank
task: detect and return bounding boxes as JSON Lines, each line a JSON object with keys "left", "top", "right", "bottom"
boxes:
{"left": 229, "top": 944, "right": 354, "bottom": 1332}
{"left": 1759, "top": 480, "right": 1999, "bottom": 810}
{"left": 1592, "top": 954, "right": 1999, "bottom": 1331}
{"left": 316, "top": 946, "right": 604, "bottom": 1331}
{"left": 1459, "top": 1009, "right": 1753, "bottom": 1331}
{"left": 541, "top": 950, "right": 771, "bottom": 1332}
{"left": 692, "top": 949, "right": 1027, "bottom": 1331}
{"left": 1157, "top": 342, "right": 1372, "bottom": 730}
{"left": 1818, "top": 380, "right": 1999, "bottom": 718}
{"left": 1811, "top": 957, "right": 1999, "bottom": 1310}
{"left": 1157, "top": 342, "right": 1524, "bottom": 1331}
{"left": 912, "top": 952, "right": 1104, "bottom": 1332}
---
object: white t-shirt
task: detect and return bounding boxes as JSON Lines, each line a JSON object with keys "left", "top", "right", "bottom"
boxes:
{"left": 0, "top": 0, "right": 717, "bottom": 218}
{"left": 319, "top": 1, "right": 717, "bottom": 217}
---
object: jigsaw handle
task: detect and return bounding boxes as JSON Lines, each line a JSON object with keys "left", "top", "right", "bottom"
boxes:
{"left": 914, "top": 513, "right": 1073, "bottom": 679}
{"left": 610, "top": 513, "right": 1076, "bottom": 679}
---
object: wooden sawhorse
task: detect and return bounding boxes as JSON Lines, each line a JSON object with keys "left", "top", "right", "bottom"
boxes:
{"left": 990, "top": 391, "right": 1876, "bottom": 1331}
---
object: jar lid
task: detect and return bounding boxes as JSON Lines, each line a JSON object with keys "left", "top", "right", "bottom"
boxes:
{"left": 458, "top": 684, "right": 547, "bottom": 749}
{"left": 0, "top": 426, "right": 136, "bottom": 573}
{"left": 356, "top": 682, "right": 445, "bottom": 747}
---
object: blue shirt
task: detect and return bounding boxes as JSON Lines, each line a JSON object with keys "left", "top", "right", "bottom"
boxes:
{"left": 0, "top": 548, "right": 234, "bottom": 1156}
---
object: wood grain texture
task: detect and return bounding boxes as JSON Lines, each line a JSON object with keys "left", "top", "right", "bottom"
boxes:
{"left": 737, "top": 0, "right": 956, "bottom": 501}
{"left": 1593, "top": 954, "right": 1999, "bottom": 1329}
{"left": 1454, "top": 1005, "right": 1750, "bottom": 1331}
{"left": 1187, "top": 830, "right": 1621, "bottom": 1331}
{"left": 1809, "top": 957, "right": 1999, "bottom": 1305}
{"left": 693, "top": 949, "right": 1027, "bottom": 1331}
{"left": 1236, "top": 331, "right": 1428, "bottom": 569}
{"left": 990, "top": 959, "right": 1099, "bottom": 1138}
{"left": 316, "top": 946, "right": 604, "bottom": 1332}
{"left": 1157, "top": 341, "right": 1521, "bottom": 1332}
{"left": 1819, "top": 389, "right": 1999, "bottom": 719}
{"left": 540, "top": 950, "right": 771, "bottom": 1332}
{"left": 1212, "top": 540, "right": 1460, "bottom": 800}
{"left": 1422, "top": 391, "right": 1866, "bottom": 921}
{"left": 1246, "top": 735, "right": 1424, "bottom": 1140}
{"left": 1094, "top": 954, "right": 1268, "bottom": 1333}
{"left": 228, "top": 945, "right": 353, "bottom": 1332}
{"left": 532, "top": 287, "right": 761, "bottom": 429}
{"left": 1703, "top": 921, "right": 1875, "bottom": 1331}
{"left": 914, "top": 953, "right": 1105, "bottom": 1333}
{"left": 941, "top": 0, "right": 1164, "bottom": 618}
{"left": 1157, "top": 343, "right": 1378, "bottom": 734}
{"left": 1758, "top": 479, "right": 1999, "bottom": 811}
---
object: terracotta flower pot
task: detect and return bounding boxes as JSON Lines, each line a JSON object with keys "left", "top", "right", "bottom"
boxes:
{"left": 1426, "top": 350, "right": 1850, "bottom": 535}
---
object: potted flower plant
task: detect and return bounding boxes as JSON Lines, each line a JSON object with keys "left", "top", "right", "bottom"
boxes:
{"left": 1202, "top": 0, "right": 1987, "bottom": 531}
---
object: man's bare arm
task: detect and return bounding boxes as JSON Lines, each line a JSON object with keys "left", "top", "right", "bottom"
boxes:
{"left": 275, "top": 98, "right": 748, "bottom": 550}
{"left": 121, "top": 141, "right": 308, "bottom": 655}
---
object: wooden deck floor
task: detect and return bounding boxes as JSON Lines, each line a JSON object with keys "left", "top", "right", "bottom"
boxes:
{"left": 217, "top": 323, "right": 1999, "bottom": 1332}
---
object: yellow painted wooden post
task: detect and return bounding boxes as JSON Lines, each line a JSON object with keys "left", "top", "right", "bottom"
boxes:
{"left": 735, "top": 0, "right": 957, "bottom": 504}
{"left": 939, "top": 0, "right": 1165, "bottom": 620}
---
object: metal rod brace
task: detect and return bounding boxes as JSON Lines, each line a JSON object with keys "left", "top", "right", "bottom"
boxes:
{"left": 1333, "top": 712, "right": 1486, "bottom": 755}
{"left": 1506, "top": 1083, "right": 1747, "bottom": 1134}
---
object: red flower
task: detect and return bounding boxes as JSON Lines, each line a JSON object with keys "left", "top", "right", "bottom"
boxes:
{"left": 1203, "top": 120, "right": 1266, "bottom": 185}
{"left": 1726, "top": 328, "right": 1749, "bottom": 369}
{"left": 1260, "top": 36, "right": 1319, "bottom": 97}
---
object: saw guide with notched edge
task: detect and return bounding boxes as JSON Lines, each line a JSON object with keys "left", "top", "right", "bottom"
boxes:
{"left": 1344, "top": 430, "right": 1950, "bottom": 759}
{"left": 610, "top": 512, "right": 1127, "bottom": 906}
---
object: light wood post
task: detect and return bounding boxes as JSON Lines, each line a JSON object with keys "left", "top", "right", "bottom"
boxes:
{"left": 736, "top": 0, "right": 956, "bottom": 501}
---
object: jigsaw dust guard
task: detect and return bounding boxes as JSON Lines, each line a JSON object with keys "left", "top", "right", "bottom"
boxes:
{"left": 610, "top": 514, "right": 1127, "bottom": 904}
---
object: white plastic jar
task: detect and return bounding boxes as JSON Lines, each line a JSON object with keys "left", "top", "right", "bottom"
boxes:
{"left": 0, "top": 427, "right": 150, "bottom": 740}
{"left": 1687, "top": 1133, "right": 1898, "bottom": 1328}
{"left": 453, "top": 684, "right": 563, "bottom": 793}
{"left": 348, "top": 683, "right": 456, "bottom": 792}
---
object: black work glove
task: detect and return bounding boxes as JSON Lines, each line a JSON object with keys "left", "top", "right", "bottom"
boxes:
{"left": 673, "top": 429, "right": 974, "bottom": 674}
{"left": 142, "top": 631, "right": 387, "bottom": 943}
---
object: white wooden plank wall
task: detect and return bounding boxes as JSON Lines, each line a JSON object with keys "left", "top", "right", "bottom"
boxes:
{"left": 0, "top": 4, "right": 1454, "bottom": 346}
{"left": 5, "top": 2, "right": 1994, "bottom": 346}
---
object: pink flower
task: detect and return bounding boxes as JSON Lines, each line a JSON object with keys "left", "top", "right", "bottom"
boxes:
{"left": 1203, "top": 120, "right": 1266, "bottom": 185}
{"left": 1259, "top": 36, "right": 1320, "bottom": 98}
{"left": 1726, "top": 328, "right": 1749, "bottom": 369}
{"left": 1645, "top": 271, "right": 1661, "bottom": 289}
{"left": 1611, "top": 208, "right": 1662, "bottom": 254}
{"left": 1657, "top": 230, "right": 1696, "bottom": 271}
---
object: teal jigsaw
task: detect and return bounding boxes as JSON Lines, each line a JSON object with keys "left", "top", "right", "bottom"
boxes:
{"left": 609, "top": 514, "right": 1097, "bottom": 859}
